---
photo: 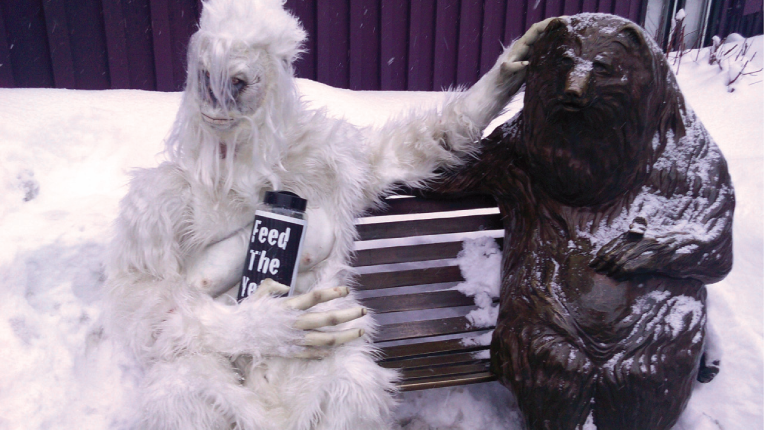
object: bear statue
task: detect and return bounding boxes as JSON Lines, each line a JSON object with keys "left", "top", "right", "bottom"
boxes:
{"left": 431, "top": 13, "right": 734, "bottom": 430}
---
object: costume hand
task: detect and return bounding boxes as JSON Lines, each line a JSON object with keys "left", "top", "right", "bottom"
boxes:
{"left": 257, "top": 279, "right": 366, "bottom": 359}
{"left": 494, "top": 16, "right": 563, "bottom": 94}
{"left": 463, "top": 16, "right": 565, "bottom": 124}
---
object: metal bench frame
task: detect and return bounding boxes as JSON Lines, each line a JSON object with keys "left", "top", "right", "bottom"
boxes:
{"left": 352, "top": 193, "right": 504, "bottom": 391}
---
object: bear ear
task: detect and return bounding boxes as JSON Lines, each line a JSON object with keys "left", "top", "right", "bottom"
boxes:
{"left": 617, "top": 24, "right": 647, "bottom": 51}
{"left": 546, "top": 18, "right": 568, "bottom": 36}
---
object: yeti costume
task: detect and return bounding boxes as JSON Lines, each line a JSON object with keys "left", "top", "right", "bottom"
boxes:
{"left": 105, "top": 0, "right": 542, "bottom": 428}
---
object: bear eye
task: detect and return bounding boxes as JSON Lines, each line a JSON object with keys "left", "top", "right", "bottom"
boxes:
{"left": 560, "top": 56, "right": 575, "bottom": 69}
{"left": 593, "top": 61, "right": 613, "bottom": 75}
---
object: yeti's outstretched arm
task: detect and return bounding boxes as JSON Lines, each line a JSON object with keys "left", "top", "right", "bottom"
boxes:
{"left": 591, "top": 114, "right": 735, "bottom": 284}
{"left": 365, "top": 18, "right": 555, "bottom": 197}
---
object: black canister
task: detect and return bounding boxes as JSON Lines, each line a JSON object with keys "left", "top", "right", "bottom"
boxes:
{"left": 238, "top": 191, "right": 307, "bottom": 302}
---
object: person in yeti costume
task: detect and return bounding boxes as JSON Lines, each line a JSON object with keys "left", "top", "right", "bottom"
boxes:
{"left": 105, "top": 0, "right": 551, "bottom": 428}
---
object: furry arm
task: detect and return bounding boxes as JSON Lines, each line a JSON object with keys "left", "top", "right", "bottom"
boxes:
{"left": 364, "top": 18, "right": 555, "bottom": 198}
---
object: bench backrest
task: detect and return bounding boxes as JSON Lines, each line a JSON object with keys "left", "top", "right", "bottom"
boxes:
{"left": 352, "top": 193, "right": 503, "bottom": 391}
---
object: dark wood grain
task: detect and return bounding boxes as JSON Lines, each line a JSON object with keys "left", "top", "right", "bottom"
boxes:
{"left": 399, "top": 371, "right": 496, "bottom": 391}
{"left": 149, "top": 0, "right": 174, "bottom": 91}
{"left": 564, "top": 0, "right": 584, "bottom": 16}
{"left": 364, "top": 194, "right": 497, "bottom": 217}
{"left": 102, "top": 0, "right": 131, "bottom": 89}
{"left": 582, "top": 0, "right": 598, "bottom": 12}
{"left": 400, "top": 361, "right": 490, "bottom": 380}
{"left": 480, "top": 0, "right": 506, "bottom": 76}
{"left": 545, "top": 0, "right": 564, "bottom": 17}
{"left": 456, "top": 0, "right": 483, "bottom": 86}
{"left": 356, "top": 266, "right": 463, "bottom": 290}
{"left": 504, "top": 0, "right": 527, "bottom": 42}
{"left": 42, "top": 0, "right": 75, "bottom": 88}
{"left": 121, "top": 0, "right": 156, "bottom": 90}
{"left": 316, "top": 0, "right": 349, "bottom": 88}
{"left": 379, "top": 0, "right": 409, "bottom": 90}
{"left": 285, "top": 0, "right": 317, "bottom": 81}
{"left": 380, "top": 337, "right": 490, "bottom": 361}
{"left": 353, "top": 241, "right": 462, "bottom": 266}
{"left": 66, "top": 0, "right": 110, "bottom": 89}
{"left": 349, "top": 0, "right": 380, "bottom": 90}
{"left": 0, "top": 7, "right": 13, "bottom": 87}
{"left": 379, "top": 350, "right": 489, "bottom": 370}
{"left": 375, "top": 315, "right": 486, "bottom": 342}
{"left": 432, "top": 0, "right": 459, "bottom": 90}
{"left": 359, "top": 289, "right": 478, "bottom": 314}
{"left": 2, "top": 0, "right": 54, "bottom": 88}
{"left": 356, "top": 213, "right": 502, "bottom": 241}
{"left": 598, "top": 0, "right": 614, "bottom": 13}
{"left": 407, "top": 0, "right": 435, "bottom": 90}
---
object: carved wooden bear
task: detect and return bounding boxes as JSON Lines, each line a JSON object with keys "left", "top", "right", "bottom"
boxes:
{"left": 433, "top": 14, "right": 734, "bottom": 430}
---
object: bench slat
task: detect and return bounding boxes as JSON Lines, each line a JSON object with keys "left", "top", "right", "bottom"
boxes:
{"left": 365, "top": 194, "right": 496, "bottom": 216}
{"left": 356, "top": 193, "right": 501, "bottom": 390}
{"left": 353, "top": 241, "right": 464, "bottom": 267}
{"left": 356, "top": 213, "right": 502, "bottom": 241}
{"left": 359, "top": 289, "right": 475, "bottom": 314}
{"left": 398, "top": 371, "right": 497, "bottom": 391}
{"left": 379, "top": 350, "right": 488, "bottom": 370}
{"left": 353, "top": 237, "right": 505, "bottom": 267}
{"left": 356, "top": 266, "right": 462, "bottom": 290}
{"left": 380, "top": 337, "right": 491, "bottom": 361}
{"left": 375, "top": 316, "right": 485, "bottom": 342}
{"left": 401, "top": 362, "right": 491, "bottom": 380}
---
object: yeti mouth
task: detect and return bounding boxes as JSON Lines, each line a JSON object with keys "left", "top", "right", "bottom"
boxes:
{"left": 201, "top": 113, "right": 235, "bottom": 126}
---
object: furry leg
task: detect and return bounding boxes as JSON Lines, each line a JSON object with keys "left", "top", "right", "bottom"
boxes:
{"left": 242, "top": 342, "right": 398, "bottom": 430}
{"left": 313, "top": 343, "right": 399, "bottom": 430}
{"left": 140, "top": 353, "right": 276, "bottom": 430}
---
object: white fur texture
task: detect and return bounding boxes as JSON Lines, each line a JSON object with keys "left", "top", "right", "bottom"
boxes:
{"left": 105, "top": 0, "right": 528, "bottom": 428}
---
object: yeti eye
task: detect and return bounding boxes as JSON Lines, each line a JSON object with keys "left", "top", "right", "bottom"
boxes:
{"left": 231, "top": 77, "right": 247, "bottom": 93}
{"left": 200, "top": 70, "right": 211, "bottom": 93}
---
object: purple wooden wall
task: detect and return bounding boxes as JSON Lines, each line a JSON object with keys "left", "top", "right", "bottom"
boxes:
{"left": 0, "top": 0, "right": 711, "bottom": 92}
{"left": 705, "top": 0, "right": 763, "bottom": 46}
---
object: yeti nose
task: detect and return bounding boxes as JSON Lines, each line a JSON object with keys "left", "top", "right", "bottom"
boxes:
{"left": 208, "top": 88, "right": 219, "bottom": 107}
{"left": 565, "top": 70, "right": 590, "bottom": 99}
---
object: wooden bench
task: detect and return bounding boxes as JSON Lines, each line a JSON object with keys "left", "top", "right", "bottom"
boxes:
{"left": 352, "top": 193, "right": 505, "bottom": 391}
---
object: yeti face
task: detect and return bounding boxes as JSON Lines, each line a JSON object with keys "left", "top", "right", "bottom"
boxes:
{"left": 194, "top": 44, "right": 274, "bottom": 131}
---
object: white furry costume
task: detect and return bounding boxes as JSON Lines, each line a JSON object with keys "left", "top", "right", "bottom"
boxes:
{"left": 105, "top": 0, "right": 533, "bottom": 428}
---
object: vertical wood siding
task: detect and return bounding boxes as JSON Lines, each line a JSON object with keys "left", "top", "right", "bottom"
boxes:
{"left": 1, "top": 0, "right": 753, "bottom": 92}
{"left": 705, "top": 0, "right": 763, "bottom": 46}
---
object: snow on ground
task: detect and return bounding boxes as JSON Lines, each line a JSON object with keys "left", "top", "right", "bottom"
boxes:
{"left": 0, "top": 36, "right": 761, "bottom": 429}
